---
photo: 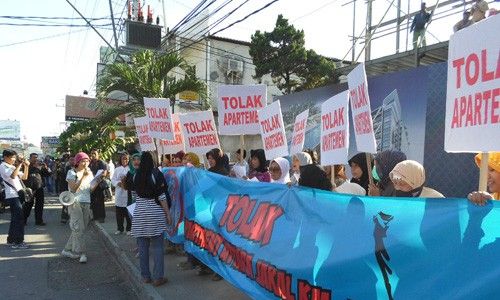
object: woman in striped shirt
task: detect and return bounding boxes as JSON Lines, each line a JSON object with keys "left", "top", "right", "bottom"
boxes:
{"left": 131, "top": 152, "right": 172, "bottom": 287}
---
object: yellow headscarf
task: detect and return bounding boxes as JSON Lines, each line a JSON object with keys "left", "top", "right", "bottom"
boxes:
{"left": 185, "top": 152, "right": 201, "bottom": 167}
{"left": 475, "top": 152, "right": 500, "bottom": 200}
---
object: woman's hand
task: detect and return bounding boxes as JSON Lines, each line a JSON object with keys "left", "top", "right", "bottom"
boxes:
{"left": 83, "top": 169, "right": 90, "bottom": 178}
{"left": 468, "top": 191, "right": 493, "bottom": 206}
{"left": 368, "top": 183, "right": 381, "bottom": 196}
{"left": 165, "top": 211, "right": 172, "bottom": 225}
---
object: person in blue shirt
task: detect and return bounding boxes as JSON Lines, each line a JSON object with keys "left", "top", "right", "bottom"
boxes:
{"left": 411, "top": 2, "right": 431, "bottom": 49}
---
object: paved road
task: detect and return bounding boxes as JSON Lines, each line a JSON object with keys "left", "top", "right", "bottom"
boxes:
{"left": 0, "top": 197, "right": 137, "bottom": 300}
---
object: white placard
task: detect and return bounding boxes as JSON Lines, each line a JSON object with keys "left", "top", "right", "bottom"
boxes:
{"left": 134, "top": 117, "right": 156, "bottom": 152}
{"left": 445, "top": 15, "right": 500, "bottom": 152}
{"left": 178, "top": 111, "right": 220, "bottom": 157}
{"left": 289, "top": 109, "right": 309, "bottom": 156}
{"left": 348, "top": 63, "right": 377, "bottom": 153}
{"left": 217, "top": 84, "right": 267, "bottom": 135}
{"left": 320, "top": 91, "right": 350, "bottom": 166}
{"left": 158, "top": 114, "right": 185, "bottom": 155}
{"left": 258, "top": 101, "right": 288, "bottom": 160}
{"left": 144, "top": 97, "right": 174, "bottom": 140}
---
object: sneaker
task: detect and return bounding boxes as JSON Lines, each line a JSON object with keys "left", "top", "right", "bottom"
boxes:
{"left": 79, "top": 254, "right": 87, "bottom": 263}
{"left": 114, "top": 231, "right": 123, "bottom": 235}
{"left": 11, "top": 242, "right": 29, "bottom": 249}
{"left": 61, "top": 249, "right": 80, "bottom": 259}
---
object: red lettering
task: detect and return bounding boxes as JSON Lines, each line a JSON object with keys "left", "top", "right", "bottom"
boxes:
{"left": 298, "top": 280, "right": 331, "bottom": 300}
{"left": 481, "top": 49, "right": 495, "bottom": 82}
{"left": 492, "top": 88, "right": 500, "bottom": 124}
{"left": 451, "top": 98, "right": 460, "bottom": 128}
{"left": 466, "top": 53, "right": 480, "bottom": 86}
{"left": 256, "top": 260, "right": 295, "bottom": 300}
{"left": 453, "top": 57, "right": 465, "bottom": 89}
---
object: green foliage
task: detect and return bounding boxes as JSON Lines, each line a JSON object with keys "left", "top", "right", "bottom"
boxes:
{"left": 250, "top": 15, "right": 336, "bottom": 94}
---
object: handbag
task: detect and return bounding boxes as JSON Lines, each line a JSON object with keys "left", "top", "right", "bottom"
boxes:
{"left": 3, "top": 178, "right": 33, "bottom": 204}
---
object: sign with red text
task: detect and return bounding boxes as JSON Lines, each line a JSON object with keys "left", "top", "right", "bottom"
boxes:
{"left": 257, "top": 101, "right": 288, "bottom": 160}
{"left": 134, "top": 117, "right": 156, "bottom": 151}
{"left": 445, "top": 15, "right": 500, "bottom": 152}
{"left": 348, "top": 63, "right": 377, "bottom": 153}
{"left": 159, "top": 114, "right": 185, "bottom": 155}
{"left": 178, "top": 111, "right": 220, "bottom": 156}
{"left": 289, "top": 109, "right": 309, "bottom": 156}
{"left": 321, "top": 91, "right": 350, "bottom": 166}
{"left": 144, "top": 97, "right": 174, "bottom": 140}
{"left": 217, "top": 84, "right": 267, "bottom": 135}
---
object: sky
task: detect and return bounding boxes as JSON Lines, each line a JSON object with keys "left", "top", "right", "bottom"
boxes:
{"left": 1, "top": 0, "right": 498, "bottom": 146}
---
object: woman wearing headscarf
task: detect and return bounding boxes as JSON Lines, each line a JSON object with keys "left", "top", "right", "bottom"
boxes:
{"left": 299, "top": 164, "right": 333, "bottom": 191}
{"left": 62, "top": 152, "right": 96, "bottom": 263}
{"left": 389, "top": 160, "right": 444, "bottom": 198}
{"left": 348, "top": 153, "right": 373, "bottom": 195}
{"left": 369, "top": 150, "right": 407, "bottom": 197}
{"left": 290, "top": 152, "right": 313, "bottom": 185}
{"left": 182, "top": 152, "right": 201, "bottom": 168}
{"left": 205, "top": 148, "right": 229, "bottom": 175}
{"left": 111, "top": 153, "right": 132, "bottom": 235}
{"left": 125, "top": 152, "right": 141, "bottom": 205}
{"left": 468, "top": 152, "right": 500, "bottom": 205}
{"left": 131, "top": 152, "right": 172, "bottom": 287}
{"left": 248, "top": 149, "right": 271, "bottom": 182}
{"left": 269, "top": 157, "right": 291, "bottom": 184}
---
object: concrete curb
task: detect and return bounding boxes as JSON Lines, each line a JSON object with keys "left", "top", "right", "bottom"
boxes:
{"left": 94, "top": 222, "right": 163, "bottom": 300}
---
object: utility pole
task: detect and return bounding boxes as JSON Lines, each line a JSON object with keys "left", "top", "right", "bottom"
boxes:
{"left": 365, "top": 0, "right": 373, "bottom": 61}
{"left": 352, "top": 0, "right": 356, "bottom": 62}
{"left": 396, "top": 0, "right": 401, "bottom": 53}
{"left": 109, "top": 0, "right": 119, "bottom": 51}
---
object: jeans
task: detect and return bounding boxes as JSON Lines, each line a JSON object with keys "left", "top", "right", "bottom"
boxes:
{"left": 23, "top": 187, "right": 44, "bottom": 224}
{"left": 6, "top": 197, "right": 24, "bottom": 244}
{"left": 137, "top": 236, "right": 164, "bottom": 281}
{"left": 116, "top": 206, "right": 131, "bottom": 232}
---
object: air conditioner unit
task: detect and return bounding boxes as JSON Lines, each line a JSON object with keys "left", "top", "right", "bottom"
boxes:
{"left": 227, "top": 59, "right": 243, "bottom": 75}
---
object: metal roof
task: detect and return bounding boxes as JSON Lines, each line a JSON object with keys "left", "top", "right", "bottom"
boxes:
{"left": 336, "top": 41, "right": 449, "bottom": 77}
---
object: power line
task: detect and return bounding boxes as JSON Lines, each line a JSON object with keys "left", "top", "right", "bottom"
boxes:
{"left": 0, "top": 23, "right": 112, "bottom": 27}
{"left": 0, "top": 15, "right": 117, "bottom": 20}
{"left": 0, "top": 28, "right": 89, "bottom": 48}
{"left": 292, "top": 0, "right": 339, "bottom": 22}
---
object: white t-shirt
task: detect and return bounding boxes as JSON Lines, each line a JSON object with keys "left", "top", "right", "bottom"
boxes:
{"left": 0, "top": 162, "right": 24, "bottom": 199}
{"left": 66, "top": 168, "right": 94, "bottom": 203}
{"left": 111, "top": 165, "right": 129, "bottom": 207}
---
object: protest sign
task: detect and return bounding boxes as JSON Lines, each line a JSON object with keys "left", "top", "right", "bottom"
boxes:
{"left": 178, "top": 111, "right": 220, "bottom": 156}
{"left": 445, "top": 15, "right": 500, "bottom": 152}
{"left": 320, "top": 91, "right": 349, "bottom": 166}
{"left": 348, "top": 63, "right": 377, "bottom": 153}
{"left": 257, "top": 101, "right": 288, "bottom": 160}
{"left": 166, "top": 167, "right": 500, "bottom": 299}
{"left": 289, "top": 109, "right": 309, "bottom": 156}
{"left": 143, "top": 97, "right": 174, "bottom": 140}
{"left": 158, "top": 114, "right": 185, "bottom": 155}
{"left": 217, "top": 84, "right": 267, "bottom": 135}
{"left": 133, "top": 116, "right": 156, "bottom": 151}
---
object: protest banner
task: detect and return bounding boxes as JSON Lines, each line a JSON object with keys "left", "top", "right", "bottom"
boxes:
{"left": 320, "top": 91, "right": 349, "bottom": 166}
{"left": 178, "top": 111, "right": 220, "bottom": 157}
{"left": 133, "top": 116, "right": 156, "bottom": 151}
{"left": 143, "top": 97, "right": 174, "bottom": 140}
{"left": 217, "top": 84, "right": 267, "bottom": 135}
{"left": 158, "top": 114, "right": 185, "bottom": 155}
{"left": 348, "top": 63, "right": 377, "bottom": 153}
{"left": 166, "top": 167, "right": 500, "bottom": 299}
{"left": 257, "top": 101, "right": 288, "bottom": 160}
{"left": 445, "top": 15, "right": 500, "bottom": 153}
{"left": 289, "top": 109, "right": 309, "bottom": 156}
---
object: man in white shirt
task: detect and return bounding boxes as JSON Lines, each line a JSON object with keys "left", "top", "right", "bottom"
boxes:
{"left": 0, "top": 149, "right": 30, "bottom": 249}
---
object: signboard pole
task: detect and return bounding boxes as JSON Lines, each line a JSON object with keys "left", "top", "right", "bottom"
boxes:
{"left": 366, "top": 154, "right": 374, "bottom": 186}
{"left": 478, "top": 152, "right": 489, "bottom": 191}
{"left": 240, "top": 135, "right": 245, "bottom": 164}
{"left": 331, "top": 166, "right": 336, "bottom": 189}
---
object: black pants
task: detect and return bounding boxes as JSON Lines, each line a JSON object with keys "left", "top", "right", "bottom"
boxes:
{"left": 116, "top": 206, "right": 131, "bottom": 232}
{"left": 23, "top": 188, "right": 44, "bottom": 224}
{"left": 91, "top": 190, "right": 106, "bottom": 221}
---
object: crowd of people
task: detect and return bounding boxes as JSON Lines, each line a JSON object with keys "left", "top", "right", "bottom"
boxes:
{"left": 1, "top": 146, "right": 498, "bottom": 286}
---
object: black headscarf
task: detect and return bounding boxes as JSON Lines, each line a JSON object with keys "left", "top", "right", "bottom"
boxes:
{"left": 206, "top": 148, "right": 229, "bottom": 176}
{"left": 250, "top": 149, "right": 268, "bottom": 173}
{"left": 374, "top": 150, "right": 407, "bottom": 190}
{"left": 299, "top": 164, "right": 332, "bottom": 191}
{"left": 348, "top": 153, "right": 373, "bottom": 195}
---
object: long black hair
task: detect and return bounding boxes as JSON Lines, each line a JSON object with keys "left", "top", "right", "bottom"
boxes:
{"left": 348, "top": 153, "right": 373, "bottom": 194}
{"left": 206, "top": 148, "right": 229, "bottom": 176}
{"left": 250, "top": 149, "right": 267, "bottom": 173}
{"left": 299, "top": 164, "right": 332, "bottom": 191}
{"left": 134, "top": 152, "right": 156, "bottom": 198}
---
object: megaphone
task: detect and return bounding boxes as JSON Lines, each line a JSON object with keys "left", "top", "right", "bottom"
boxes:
{"left": 59, "top": 191, "right": 75, "bottom": 206}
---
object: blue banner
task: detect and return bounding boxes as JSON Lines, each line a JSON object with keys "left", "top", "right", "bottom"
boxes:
{"left": 165, "top": 167, "right": 500, "bottom": 299}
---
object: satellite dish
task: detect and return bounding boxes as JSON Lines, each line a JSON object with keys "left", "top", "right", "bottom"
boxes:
{"left": 210, "top": 71, "right": 219, "bottom": 81}
{"left": 59, "top": 191, "right": 76, "bottom": 206}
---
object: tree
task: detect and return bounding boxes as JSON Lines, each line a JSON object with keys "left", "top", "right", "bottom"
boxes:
{"left": 249, "top": 15, "right": 335, "bottom": 94}
{"left": 96, "top": 50, "right": 207, "bottom": 122}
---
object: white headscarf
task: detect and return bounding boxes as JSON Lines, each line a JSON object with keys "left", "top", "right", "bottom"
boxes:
{"left": 271, "top": 157, "right": 291, "bottom": 184}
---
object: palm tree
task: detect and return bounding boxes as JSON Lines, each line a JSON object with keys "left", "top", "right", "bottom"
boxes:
{"left": 96, "top": 49, "right": 207, "bottom": 123}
